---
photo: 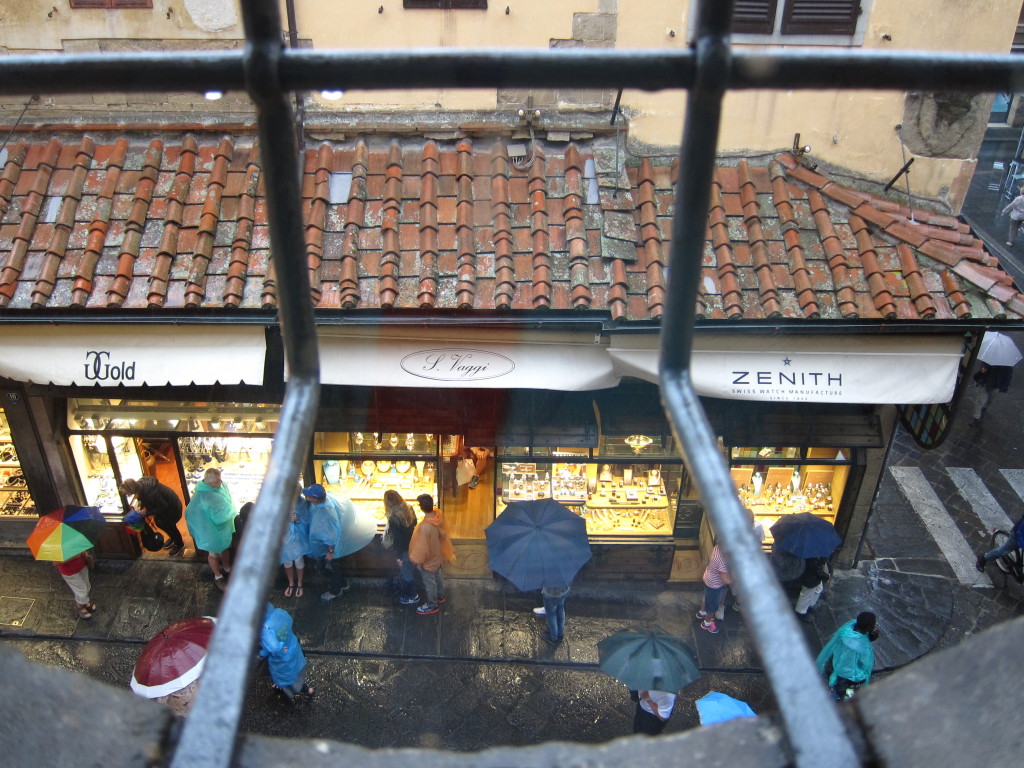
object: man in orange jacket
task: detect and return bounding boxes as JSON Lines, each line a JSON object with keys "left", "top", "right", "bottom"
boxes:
{"left": 408, "top": 494, "right": 455, "bottom": 615}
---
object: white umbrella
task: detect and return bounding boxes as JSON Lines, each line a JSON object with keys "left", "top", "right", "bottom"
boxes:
{"left": 978, "top": 332, "right": 1022, "bottom": 367}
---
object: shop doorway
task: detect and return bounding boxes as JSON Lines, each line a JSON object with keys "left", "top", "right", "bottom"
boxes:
{"left": 441, "top": 444, "right": 495, "bottom": 540}
{"left": 137, "top": 438, "right": 192, "bottom": 556}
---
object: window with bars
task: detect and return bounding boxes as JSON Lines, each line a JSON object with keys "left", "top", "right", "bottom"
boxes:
{"left": 403, "top": 0, "right": 487, "bottom": 9}
{"left": 734, "top": 0, "right": 862, "bottom": 38}
{"left": 69, "top": 0, "right": 152, "bottom": 8}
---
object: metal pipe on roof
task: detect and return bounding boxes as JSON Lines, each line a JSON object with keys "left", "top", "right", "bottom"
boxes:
{"left": 657, "top": 2, "right": 860, "bottom": 767}
{"left": 168, "top": 1, "right": 321, "bottom": 767}
{"left": 3, "top": 48, "right": 1024, "bottom": 97}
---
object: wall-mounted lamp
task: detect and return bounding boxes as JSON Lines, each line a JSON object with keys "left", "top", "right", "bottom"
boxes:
{"left": 204, "top": 91, "right": 224, "bottom": 101}
{"left": 321, "top": 90, "right": 344, "bottom": 100}
{"left": 792, "top": 132, "right": 811, "bottom": 157}
{"left": 209, "top": 417, "right": 222, "bottom": 430}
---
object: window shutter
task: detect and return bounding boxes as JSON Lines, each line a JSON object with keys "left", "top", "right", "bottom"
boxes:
{"left": 733, "top": 0, "right": 778, "bottom": 34}
{"left": 403, "top": 0, "right": 487, "bottom": 8}
{"left": 781, "top": 0, "right": 860, "bottom": 36}
{"left": 70, "top": 0, "right": 153, "bottom": 7}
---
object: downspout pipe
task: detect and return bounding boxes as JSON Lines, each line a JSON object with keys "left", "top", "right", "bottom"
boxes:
{"left": 285, "top": 0, "right": 306, "bottom": 148}
{"left": 657, "top": 2, "right": 860, "bottom": 767}
{"left": 169, "top": 1, "right": 321, "bottom": 767}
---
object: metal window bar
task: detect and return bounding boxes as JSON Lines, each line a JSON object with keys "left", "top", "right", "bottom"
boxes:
{"left": 0, "top": 0, "right": 1021, "bottom": 765}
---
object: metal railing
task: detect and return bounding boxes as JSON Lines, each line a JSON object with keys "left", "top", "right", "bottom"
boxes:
{"left": 1, "top": 0, "right": 1020, "bottom": 765}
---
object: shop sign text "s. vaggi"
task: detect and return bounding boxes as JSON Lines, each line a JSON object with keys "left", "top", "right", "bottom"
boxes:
{"left": 83, "top": 350, "right": 136, "bottom": 383}
{"left": 401, "top": 349, "right": 515, "bottom": 382}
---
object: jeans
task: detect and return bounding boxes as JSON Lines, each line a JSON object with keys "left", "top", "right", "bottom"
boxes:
{"left": 397, "top": 556, "right": 418, "bottom": 598}
{"left": 418, "top": 565, "right": 444, "bottom": 607}
{"left": 542, "top": 587, "right": 570, "bottom": 641}
{"left": 325, "top": 560, "right": 349, "bottom": 596}
{"left": 703, "top": 584, "right": 726, "bottom": 616}
{"left": 983, "top": 536, "right": 1018, "bottom": 562}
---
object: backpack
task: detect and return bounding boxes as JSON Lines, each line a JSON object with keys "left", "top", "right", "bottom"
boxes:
{"left": 140, "top": 528, "right": 165, "bottom": 552}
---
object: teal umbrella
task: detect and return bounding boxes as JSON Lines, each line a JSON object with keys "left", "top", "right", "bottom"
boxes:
{"left": 696, "top": 691, "right": 756, "bottom": 725}
{"left": 597, "top": 627, "right": 701, "bottom": 692}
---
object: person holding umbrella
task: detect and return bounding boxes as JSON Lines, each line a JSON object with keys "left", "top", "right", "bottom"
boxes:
{"left": 27, "top": 504, "right": 106, "bottom": 620}
{"left": 633, "top": 689, "right": 676, "bottom": 735}
{"left": 131, "top": 616, "right": 216, "bottom": 717}
{"left": 970, "top": 331, "right": 1020, "bottom": 426}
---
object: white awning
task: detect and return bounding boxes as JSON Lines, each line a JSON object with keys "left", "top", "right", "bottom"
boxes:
{"left": 608, "top": 333, "right": 964, "bottom": 404}
{"left": 314, "top": 327, "right": 619, "bottom": 391}
{"left": 0, "top": 325, "right": 266, "bottom": 386}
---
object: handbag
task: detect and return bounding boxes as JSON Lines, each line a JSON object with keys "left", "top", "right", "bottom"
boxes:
{"left": 381, "top": 521, "right": 395, "bottom": 550}
{"left": 140, "top": 527, "right": 165, "bottom": 552}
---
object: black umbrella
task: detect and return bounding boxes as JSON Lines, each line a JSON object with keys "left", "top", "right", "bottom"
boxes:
{"left": 484, "top": 498, "right": 591, "bottom": 591}
{"left": 770, "top": 513, "right": 841, "bottom": 559}
{"left": 597, "top": 627, "right": 701, "bottom": 692}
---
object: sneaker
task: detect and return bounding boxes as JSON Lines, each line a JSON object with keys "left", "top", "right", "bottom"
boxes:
{"left": 695, "top": 610, "right": 708, "bottom": 620}
{"left": 399, "top": 595, "right": 420, "bottom": 605}
{"left": 541, "top": 631, "right": 562, "bottom": 645}
{"left": 796, "top": 611, "right": 812, "bottom": 623}
{"left": 162, "top": 539, "right": 175, "bottom": 550}
{"left": 715, "top": 606, "right": 725, "bottom": 621}
{"left": 436, "top": 596, "right": 446, "bottom": 604}
{"left": 976, "top": 554, "right": 987, "bottom": 572}
{"left": 699, "top": 620, "right": 719, "bottom": 634}
{"left": 533, "top": 607, "right": 547, "bottom": 616}
{"left": 214, "top": 575, "right": 226, "bottom": 592}
{"left": 416, "top": 603, "right": 439, "bottom": 615}
{"left": 168, "top": 544, "right": 185, "bottom": 558}
{"left": 321, "top": 591, "right": 339, "bottom": 602}
{"left": 1008, "top": 241, "right": 1015, "bottom": 247}
{"left": 469, "top": 476, "right": 479, "bottom": 489}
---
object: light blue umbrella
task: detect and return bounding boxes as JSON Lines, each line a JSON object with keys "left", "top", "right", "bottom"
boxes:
{"left": 696, "top": 691, "right": 756, "bottom": 725}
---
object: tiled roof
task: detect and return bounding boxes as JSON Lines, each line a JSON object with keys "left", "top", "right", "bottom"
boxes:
{"left": 0, "top": 133, "right": 1021, "bottom": 322}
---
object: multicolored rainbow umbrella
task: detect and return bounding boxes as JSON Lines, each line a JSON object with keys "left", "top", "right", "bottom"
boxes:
{"left": 26, "top": 505, "right": 106, "bottom": 562}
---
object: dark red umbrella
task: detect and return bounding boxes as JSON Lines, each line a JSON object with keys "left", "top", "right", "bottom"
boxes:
{"left": 130, "top": 616, "right": 216, "bottom": 698}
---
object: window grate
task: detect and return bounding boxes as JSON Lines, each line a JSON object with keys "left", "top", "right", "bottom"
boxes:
{"left": 0, "top": 0, "right": 1018, "bottom": 765}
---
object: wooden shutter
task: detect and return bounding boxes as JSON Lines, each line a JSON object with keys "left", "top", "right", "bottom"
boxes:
{"left": 733, "top": 0, "right": 779, "bottom": 34}
{"left": 781, "top": 0, "right": 860, "bottom": 35}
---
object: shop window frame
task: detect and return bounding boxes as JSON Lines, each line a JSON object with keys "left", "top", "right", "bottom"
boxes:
{"left": 69, "top": 0, "right": 153, "bottom": 8}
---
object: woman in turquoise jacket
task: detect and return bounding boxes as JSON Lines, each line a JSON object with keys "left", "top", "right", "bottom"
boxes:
{"left": 816, "top": 611, "right": 877, "bottom": 700}
{"left": 259, "top": 603, "right": 314, "bottom": 700}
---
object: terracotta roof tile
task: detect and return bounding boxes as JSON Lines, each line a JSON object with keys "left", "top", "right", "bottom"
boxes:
{"left": 0, "top": 133, "right": 1021, "bottom": 324}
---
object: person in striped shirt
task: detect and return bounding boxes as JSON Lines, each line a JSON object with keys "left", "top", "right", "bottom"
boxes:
{"left": 695, "top": 543, "right": 731, "bottom": 634}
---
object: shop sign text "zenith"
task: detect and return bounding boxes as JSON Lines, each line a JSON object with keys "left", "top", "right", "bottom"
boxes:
{"left": 401, "top": 349, "right": 515, "bottom": 382}
{"left": 83, "top": 350, "right": 136, "bottom": 383}
{"left": 732, "top": 370, "right": 842, "bottom": 386}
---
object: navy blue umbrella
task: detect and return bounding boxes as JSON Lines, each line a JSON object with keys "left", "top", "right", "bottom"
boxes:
{"left": 770, "top": 513, "right": 841, "bottom": 558}
{"left": 485, "top": 498, "right": 591, "bottom": 591}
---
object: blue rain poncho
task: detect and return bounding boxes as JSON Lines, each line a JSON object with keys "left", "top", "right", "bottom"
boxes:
{"left": 816, "top": 620, "right": 874, "bottom": 686}
{"left": 307, "top": 495, "right": 344, "bottom": 558}
{"left": 259, "top": 603, "right": 306, "bottom": 689}
{"left": 280, "top": 498, "right": 312, "bottom": 565}
{"left": 184, "top": 481, "right": 236, "bottom": 554}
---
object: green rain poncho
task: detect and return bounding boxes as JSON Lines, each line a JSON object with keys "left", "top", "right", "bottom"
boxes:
{"left": 185, "top": 481, "right": 237, "bottom": 554}
{"left": 816, "top": 619, "right": 874, "bottom": 687}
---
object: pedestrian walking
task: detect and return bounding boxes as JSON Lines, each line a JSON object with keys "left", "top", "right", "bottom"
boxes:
{"left": 696, "top": 542, "right": 731, "bottom": 634}
{"left": 382, "top": 489, "right": 419, "bottom": 605}
{"left": 56, "top": 549, "right": 97, "bottom": 620}
{"left": 816, "top": 611, "right": 878, "bottom": 701}
{"left": 632, "top": 689, "right": 676, "bottom": 735}
{"left": 970, "top": 363, "right": 1013, "bottom": 426}
{"left": 795, "top": 556, "right": 830, "bottom": 621}
{"left": 281, "top": 492, "right": 311, "bottom": 598}
{"left": 976, "top": 514, "right": 1024, "bottom": 571}
{"left": 408, "top": 494, "right": 455, "bottom": 615}
{"left": 1002, "top": 186, "right": 1024, "bottom": 246}
{"left": 540, "top": 584, "right": 571, "bottom": 644}
{"left": 120, "top": 476, "right": 185, "bottom": 557}
{"left": 184, "top": 468, "right": 237, "bottom": 590}
{"left": 259, "top": 603, "right": 315, "bottom": 701}
{"left": 304, "top": 484, "right": 349, "bottom": 601}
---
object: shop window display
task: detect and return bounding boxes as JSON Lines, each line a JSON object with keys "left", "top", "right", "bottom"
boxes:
{"left": 178, "top": 436, "right": 272, "bottom": 508}
{"left": 0, "top": 408, "right": 33, "bottom": 517}
{"left": 496, "top": 459, "right": 681, "bottom": 536}
{"left": 312, "top": 432, "right": 438, "bottom": 527}
{"left": 730, "top": 446, "right": 849, "bottom": 548}
{"left": 70, "top": 434, "right": 145, "bottom": 519}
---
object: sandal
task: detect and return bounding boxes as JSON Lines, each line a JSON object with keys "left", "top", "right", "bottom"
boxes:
{"left": 295, "top": 586, "right": 303, "bottom": 598}
{"left": 284, "top": 586, "right": 295, "bottom": 598}
{"left": 86, "top": 603, "right": 98, "bottom": 612}
{"left": 76, "top": 605, "right": 93, "bottom": 620}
